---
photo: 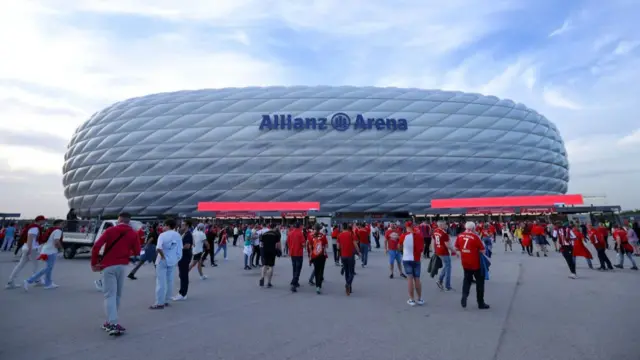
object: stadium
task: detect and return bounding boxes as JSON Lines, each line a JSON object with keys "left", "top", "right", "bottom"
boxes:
{"left": 62, "top": 86, "right": 569, "bottom": 219}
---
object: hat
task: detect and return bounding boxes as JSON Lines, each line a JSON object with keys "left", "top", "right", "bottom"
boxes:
{"left": 35, "top": 215, "right": 45, "bottom": 222}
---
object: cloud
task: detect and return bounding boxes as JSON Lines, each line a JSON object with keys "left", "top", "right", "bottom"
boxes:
{"left": 1, "top": 0, "right": 640, "bottom": 217}
{"left": 549, "top": 20, "right": 572, "bottom": 37}
{"left": 542, "top": 87, "right": 583, "bottom": 110}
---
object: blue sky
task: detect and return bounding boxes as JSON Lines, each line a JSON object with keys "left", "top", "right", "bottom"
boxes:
{"left": 0, "top": 0, "right": 639, "bottom": 216}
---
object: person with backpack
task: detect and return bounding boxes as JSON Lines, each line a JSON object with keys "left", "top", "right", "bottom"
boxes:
{"left": 6, "top": 216, "right": 46, "bottom": 289}
{"left": 90, "top": 212, "right": 140, "bottom": 336}
{"left": 24, "top": 219, "right": 65, "bottom": 290}
{"left": 308, "top": 224, "right": 328, "bottom": 294}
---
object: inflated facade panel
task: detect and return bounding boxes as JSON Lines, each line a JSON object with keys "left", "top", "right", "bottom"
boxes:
{"left": 62, "top": 86, "right": 569, "bottom": 217}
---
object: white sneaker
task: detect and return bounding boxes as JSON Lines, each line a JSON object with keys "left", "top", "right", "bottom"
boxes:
{"left": 5, "top": 282, "right": 17, "bottom": 289}
{"left": 171, "top": 294, "right": 187, "bottom": 301}
{"left": 23, "top": 280, "right": 29, "bottom": 291}
{"left": 44, "top": 284, "right": 59, "bottom": 290}
{"left": 569, "top": 273, "right": 577, "bottom": 279}
{"left": 200, "top": 275, "right": 208, "bottom": 280}
{"left": 416, "top": 299, "right": 425, "bottom": 306}
{"left": 94, "top": 280, "right": 103, "bottom": 291}
{"left": 407, "top": 299, "right": 416, "bottom": 306}
{"left": 224, "top": 257, "right": 228, "bottom": 261}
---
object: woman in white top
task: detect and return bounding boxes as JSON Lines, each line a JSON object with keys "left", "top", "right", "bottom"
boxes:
{"left": 24, "top": 219, "right": 64, "bottom": 289}
{"left": 189, "top": 224, "right": 208, "bottom": 280}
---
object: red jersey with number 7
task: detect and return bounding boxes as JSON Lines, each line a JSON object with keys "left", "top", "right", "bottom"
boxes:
{"left": 454, "top": 231, "right": 485, "bottom": 270}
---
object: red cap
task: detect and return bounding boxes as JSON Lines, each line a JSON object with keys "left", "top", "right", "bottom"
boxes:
{"left": 35, "top": 215, "right": 46, "bottom": 222}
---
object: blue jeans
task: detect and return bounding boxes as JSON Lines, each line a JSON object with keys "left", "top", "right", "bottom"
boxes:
{"left": 244, "top": 254, "right": 249, "bottom": 268}
{"left": 155, "top": 262, "right": 175, "bottom": 305}
{"left": 102, "top": 265, "right": 125, "bottom": 324}
{"left": 359, "top": 244, "right": 369, "bottom": 266}
{"left": 438, "top": 255, "right": 452, "bottom": 289}
{"left": 215, "top": 243, "right": 227, "bottom": 258}
{"left": 27, "top": 254, "right": 57, "bottom": 286}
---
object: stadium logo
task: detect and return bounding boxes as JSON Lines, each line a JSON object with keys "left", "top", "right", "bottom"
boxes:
{"left": 259, "top": 113, "right": 408, "bottom": 131}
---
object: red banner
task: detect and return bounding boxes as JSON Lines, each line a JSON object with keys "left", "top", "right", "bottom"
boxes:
{"left": 199, "top": 202, "right": 320, "bottom": 212}
{"left": 431, "top": 194, "right": 583, "bottom": 209}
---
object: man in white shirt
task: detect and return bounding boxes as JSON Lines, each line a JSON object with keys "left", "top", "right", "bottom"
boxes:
{"left": 24, "top": 219, "right": 64, "bottom": 290}
{"left": 252, "top": 226, "right": 267, "bottom": 267}
{"left": 150, "top": 218, "right": 183, "bottom": 309}
{"left": 189, "top": 223, "right": 208, "bottom": 280}
{"left": 6, "top": 215, "right": 46, "bottom": 289}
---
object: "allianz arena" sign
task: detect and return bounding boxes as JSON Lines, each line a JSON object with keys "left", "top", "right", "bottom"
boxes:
{"left": 259, "top": 113, "right": 409, "bottom": 131}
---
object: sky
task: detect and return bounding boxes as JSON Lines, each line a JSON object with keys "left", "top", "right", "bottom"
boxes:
{"left": 1, "top": 0, "right": 639, "bottom": 218}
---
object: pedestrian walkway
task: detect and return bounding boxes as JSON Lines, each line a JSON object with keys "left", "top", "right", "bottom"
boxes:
{"left": 0, "top": 247, "right": 637, "bottom": 360}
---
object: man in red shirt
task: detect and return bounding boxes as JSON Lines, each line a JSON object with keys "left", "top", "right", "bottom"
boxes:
{"left": 90, "top": 212, "right": 140, "bottom": 335}
{"left": 384, "top": 224, "right": 406, "bottom": 279}
{"left": 399, "top": 222, "right": 425, "bottom": 306}
{"left": 613, "top": 224, "right": 638, "bottom": 270}
{"left": 454, "top": 222, "right": 490, "bottom": 310}
{"left": 337, "top": 223, "right": 360, "bottom": 295}
{"left": 531, "top": 221, "right": 548, "bottom": 257}
{"left": 587, "top": 224, "right": 613, "bottom": 270}
{"left": 357, "top": 223, "right": 370, "bottom": 268}
{"left": 287, "top": 223, "right": 306, "bottom": 292}
{"left": 433, "top": 220, "right": 456, "bottom": 291}
{"left": 597, "top": 224, "right": 609, "bottom": 249}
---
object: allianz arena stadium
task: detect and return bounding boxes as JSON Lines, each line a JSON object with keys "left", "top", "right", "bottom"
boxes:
{"left": 62, "top": 86, "right": 569, "bottom": 217}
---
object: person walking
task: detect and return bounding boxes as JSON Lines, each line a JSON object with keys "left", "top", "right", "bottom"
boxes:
{"left": 384, "top": 223, "right": 406, "bottom": 279}
{"left": 1, "top": 222, "right": 16, "bottom": 251}
{"left": 150, "top": 218, "right": 183, "bottom": 309}
{"left": 337, "top": 223, "right": 360, "bottom": 295}
{"left": 90, "top": 213, "right": 140, "bottom": 336}
{"left": 588, "top": 224, "right": 613, "bottom": 271}
{"left": 288, "top": 223, "right": 305, "bottom": 292}
{"left": 24, "top": 219, "right": 65, "bottom": 290}
{"left": 258, "top": 224, "right": 281, "bottom": 288}
{"left": 308, "top": 224, "right": 328, "bottom": 294}
{"left": 190, "top": 223, "right": 209, "bottom": 279}
{"left": 173, "top": 220, "right": 193, "bottom": 301}
{"left": 399, "top": 221, "right": 425, "bottom": 306}
{"left": 433, "top": 220, "right": 456, "bottom": 291}
{"left": 7, "top": 216, "right": 46, "bottom": 289}
{"left": 558, "top": 224, "right": 577, "bottom": 278}
{"left": 455, "top": 221, "right": 490, "bottom": 310}
{"left": 613, "top": 224, "right": 638, "bottom": 270}
{"left": 128, "top": 224, "right": 159, "bottom": 280}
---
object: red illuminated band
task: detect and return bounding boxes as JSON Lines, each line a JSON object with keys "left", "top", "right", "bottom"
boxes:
{"left": 431, "top": 194, "right": 583, "bottom": 209}
{"left": 198, "top": 202, "right": 320, "bottom": 212}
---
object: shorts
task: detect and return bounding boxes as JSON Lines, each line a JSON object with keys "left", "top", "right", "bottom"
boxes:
{"left": 402, "top": 261, "right": 421, "bottom": 278}
{"left": 193, "top": 253, "right": 203, "bottom": 262}
{"left": 388, "top": 250, "right": 401, "bottom": 264}
{"left": 535, "top": 236, "right": 547, "bottom": 245}
{"left": 262, "top": 252, "right": 276, "bottom": 267}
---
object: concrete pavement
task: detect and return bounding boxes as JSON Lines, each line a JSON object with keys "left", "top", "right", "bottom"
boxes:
{"left": 0, "top": 246, "right": 638, "bottom": 360}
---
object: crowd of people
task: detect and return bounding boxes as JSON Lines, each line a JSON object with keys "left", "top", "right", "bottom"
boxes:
{"left": 2, "top": 213, "right": 639, "bottom": 336}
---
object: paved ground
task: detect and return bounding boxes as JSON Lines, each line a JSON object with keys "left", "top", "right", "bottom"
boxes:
{"left": 0, "top": 245, "right": 638, "bottom": 360}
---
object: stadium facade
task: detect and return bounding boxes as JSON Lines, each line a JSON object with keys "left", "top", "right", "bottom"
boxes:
{"left": 62, "top": 86, "right": 569, "bottom": 217}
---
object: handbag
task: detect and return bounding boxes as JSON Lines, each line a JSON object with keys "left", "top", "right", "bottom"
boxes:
{"left": 96, "top": 231, "right": 128, "bottom": 268}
